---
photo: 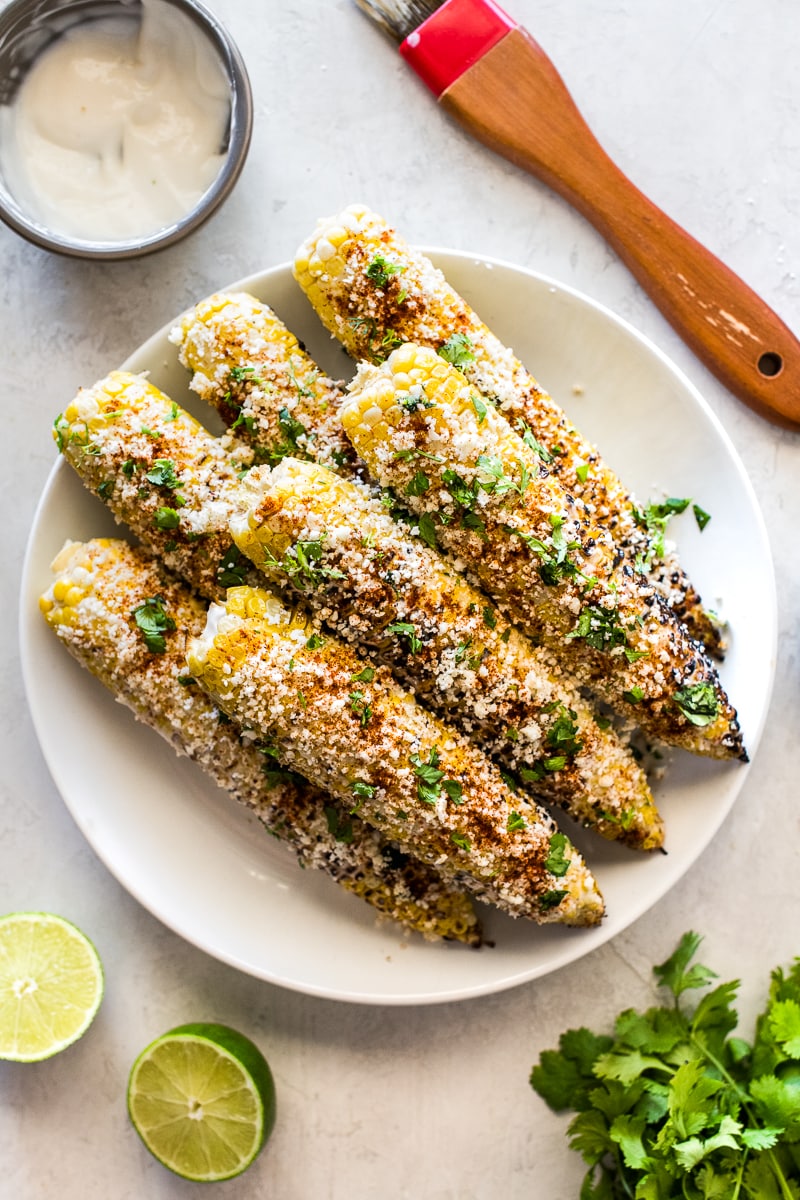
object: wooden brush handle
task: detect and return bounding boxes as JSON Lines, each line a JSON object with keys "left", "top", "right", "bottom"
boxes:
{"left": 440, "top": 27, "right": 800, "bottom": 427}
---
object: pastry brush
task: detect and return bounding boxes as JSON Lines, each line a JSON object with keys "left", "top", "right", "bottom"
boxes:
{"left": 355, "top": 0, "right": 800, "bottom": 427}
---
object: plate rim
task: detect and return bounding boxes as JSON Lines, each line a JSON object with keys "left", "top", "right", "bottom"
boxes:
{"left": 19, "top": 249, "right": 778, "bottom": 1005}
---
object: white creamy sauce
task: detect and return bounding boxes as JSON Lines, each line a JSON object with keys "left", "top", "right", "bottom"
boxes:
{"left": 0, "top": 0, "right": 231, "bottom": 241}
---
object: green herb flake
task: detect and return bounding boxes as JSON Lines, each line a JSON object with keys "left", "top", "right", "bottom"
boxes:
{"left": 416, "top": 511, "right": 438, "bottom": 549}
{"left": 623, "top": 685, "right": 645, "bottom": 705}
{"left": 507, "top": 810, "right": 526, "bottom": 833}
{"left": 575, "top": 462, "right": 590, "bottom": 483}
{"left": 438, "top": 332, "right": 475, "bottom": 371}
{"left": 306, "top": 633, "right": 326, "bottom": 650}
{"left": 693, "top": 503, "right": 711, "bottom": 531}
{"left": 471, "top": 393, "right": 489, "bottom": 424}
{"left": 674, "top": 682, "right": 720, "bottom": 727}
{"left": 352, "top": 780, "right": 376, "bottom": 800}
{"left": 405, "top": 470, "right": 430, "bottom": 497}
{"left": 324, "top": 805, "right": 354, "bottom": 845}
{"left": 348, "top": 690, "right": 373, "bottom": 728}
{"left": 365, "top": 254, "right": 404, "bottom": 289}
{"left": 350, "top": 666, "right": 375, "bottom": 683}
{"left": 145, "top": 458, "right": 182, "bottom": 490}
{"left": 450, "top": 831, "right": 471, "bottom": 851}
{"left": 387, "top": 621, "right": 422, "bottom": 655}
{"left": 154, "top": 506, "right": 180, "bottom": 531}
{"left": 131, "top": 595, "right": 176, "bottom": 654}
{"left": 515, "top": 419, "right": 553, "bottom": 463}
{"left": 217, "top": 544, "right": 249, "bottom": 588}
{"left": 482, "top": 606, "right": 497, "bottom": 630}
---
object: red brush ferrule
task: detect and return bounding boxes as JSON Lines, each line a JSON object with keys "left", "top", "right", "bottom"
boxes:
{"left": 399, "top": 0, "right": 517, "bottom": 97}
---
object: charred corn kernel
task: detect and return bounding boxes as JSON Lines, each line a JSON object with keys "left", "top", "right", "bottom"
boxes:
{"left": 54, "top": 371, "right": 259, "bottom": 601}
{"left": 341, "top": 345, "right": 745, "bottom": 762}
{"left": 187, "top": 585, "right": 605, "bottom": 927}
{"left": 169, "top": 292, "right": 356, "bottom": 473}
{"left": 294, "top": 203, "right": 723, "bottom": 658}
{"left": 231, "top": 458, "right": 663, "bottom": 850}
{"left": 40, "top": 538, "right": 480, "bottom": 945}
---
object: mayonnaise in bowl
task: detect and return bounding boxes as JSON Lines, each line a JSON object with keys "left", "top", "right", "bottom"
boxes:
{"left": 0, "top": 0, "right": 252, "bottom": 255}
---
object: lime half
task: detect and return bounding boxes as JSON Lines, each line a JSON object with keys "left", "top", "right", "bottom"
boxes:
{"left": 0, "top": 911, "right": 104, "bottom": 1062}
{"left": 127, "top": 1022, "right": 276, "bottom": 1182}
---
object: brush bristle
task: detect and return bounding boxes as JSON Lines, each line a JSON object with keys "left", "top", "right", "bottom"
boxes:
{"left": 353, "top": 0, "right": 445, "bottom": 42}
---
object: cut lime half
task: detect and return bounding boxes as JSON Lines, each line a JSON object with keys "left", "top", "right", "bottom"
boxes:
{"left": 0, "top": 911, "right": 104, "bottom": 1062}
{"left": 127, "top": 1022, "right": 276, "bottom": 1182}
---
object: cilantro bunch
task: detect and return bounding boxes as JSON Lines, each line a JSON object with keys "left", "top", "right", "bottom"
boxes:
{"left": 530, "top": 933, "right": 800, "bottom": 1198}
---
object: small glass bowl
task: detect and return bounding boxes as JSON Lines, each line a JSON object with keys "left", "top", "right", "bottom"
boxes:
{"left": 0, "top": 0, "right": 253, "bottom": 259}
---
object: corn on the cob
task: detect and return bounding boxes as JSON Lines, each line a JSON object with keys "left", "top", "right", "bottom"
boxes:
{"left": 231, "top": 458, "right": 663, "bottom": 850}
{"left": 340, "top": 344, "right": 745, "bottom": 761}
{"left": 294, "top": 203, "right": 724, "bottom": 658}
{"left": 53, "top": 371, "right": 258, "bottom": 601}
{"left": 169, "top": 291, "right": 356, "bottom": 473}
{"left": 39, "top": 537, "right": 481, "bottom": 945}
{"left": 186, "top": 586, "right": 605, "bottom": 926}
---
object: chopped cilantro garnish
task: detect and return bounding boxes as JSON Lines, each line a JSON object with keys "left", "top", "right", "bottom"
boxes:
{"left": 154, "top": 507, "right": 180, "bottom": 531}
{"left": 507, "top": 810, "right": 526, "bottom": 833}
{"left": 350, "top": 666, "right": 374, "bottom": 682}
{"left": 451, "top": 831, "right": 471, "bottom": 851}
{"left": 674, "top": 681, "right": 720, "bottom": 727}
{"left": 475, "top": 453, "right": 528, "bottom": 497}
{"left": 544, "top": 705, "right": 583, "bottom": 758}
{"left": 145, "top": 458, "right": 182, "bottom": 490}
{"left": 406, "top": 470, "right": 430, "bottom": 497}
{"left": 348, "top": 690, "right": 372, "bottom": 727}
{"left": 482, "top": 606, "right": 496, "bottom": 629}
{"left": 416, "top": 512, "right": 438, "bottom": 549}
{"left": 365, "top": 254, "right": 404, "bottom": 289}
{"left": 306, "top": 633, "right": 326, "bottom": 650}
{"left": 217, "top": 544, "right": 249, "bottom": 588}
{"left": 575, "top": 463, "right": 590, "bottom": 483}
{"left": 544, "top": 832, "right": 571, "bottom": 877}
{"left": 538, "top": 889, "right": 568, "bottom": 911}
{"left": 623, "top": 685, "right": 645, "bottom": 704}
{"left": 97, "top": 480, "right": 114, "bottom": 499}
{"left": 324, "top": 805, "right": 354, "bottom": 844}
{"left": 566, "top": 603, "right": 629, "bottom": 654}
{"left": 352, "top": 780, "right": 376, "bottom": 800}
{"left": 438, "top": 332, "right": 475, "bottom": 371}
{"left": 398, "top": 390, "right": 434, "bottom": 413}
{"left": 409, "top": 747, "right": 462, "bottom": 808}
{"left": 387, "top": 621, "right": 422, "bottom": 655}
{"left": 693, "top": 503, "right": 711, "bottom": 531}
{"left": 471, "top": 393, "right": 489, "bottom": 424}
{"left": 263, "top": 534, "right": 345, "bottom": 590}
{"left": 131, "top": 596, "right": 175, "bottom": 653}
{"left": 516, "top": 419, "right": 553, "bottom": 463}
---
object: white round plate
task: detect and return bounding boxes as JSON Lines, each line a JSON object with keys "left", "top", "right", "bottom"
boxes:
{"left": 20, "top": 252, "right": 776, "bottom": 1005}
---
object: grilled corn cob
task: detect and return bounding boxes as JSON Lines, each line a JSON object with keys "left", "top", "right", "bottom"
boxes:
{"left": 294, "top": 203, "right": 724, "bottom": 658}
{"left": 231, "top": 458, "right": 663, "bottom": 850}
{"left": 186, "top": 586, "right": 605, "bottom": 926}
{"left": 39, "top": 537, "right": 481, "bottom": 944}
{"left": 169, "top": 291, "right": 356, "bottom": 473}
{"left": 54, "top": 371, "right": 257, "bottom": 601}
{"left": 340, "top": 344, "right": 745, "bottom": 761}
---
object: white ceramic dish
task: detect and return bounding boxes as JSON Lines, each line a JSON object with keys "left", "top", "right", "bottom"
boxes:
{"left": 20, "top": 252, "right": 776, "bottom": 1005}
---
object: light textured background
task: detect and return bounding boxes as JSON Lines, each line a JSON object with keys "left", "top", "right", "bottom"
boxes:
{"left": 2, "top": 1, "right": 799, "bottom": 1196}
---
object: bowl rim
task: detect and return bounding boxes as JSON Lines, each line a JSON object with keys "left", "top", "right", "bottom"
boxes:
{"left": 0, "top": 0, "right": 253, "bottom": 260}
